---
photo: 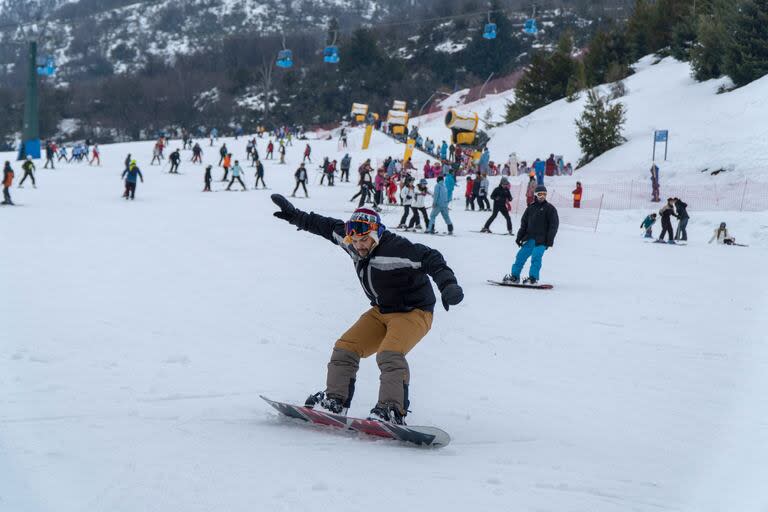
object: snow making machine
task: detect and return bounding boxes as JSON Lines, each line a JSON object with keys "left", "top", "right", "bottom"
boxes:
{"left": 351, "top": 103, "right": 369, "bottom": 124}
{"left": 445, "top": 108, "right": 489, "bottom": 150}
{"left": 387, "top": 109, "right": 409, "bottom": 139}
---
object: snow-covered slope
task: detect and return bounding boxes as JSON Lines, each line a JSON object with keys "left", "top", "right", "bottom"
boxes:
{"left": 411, "top": 57, "right": 768, "bottom": 185}
{"left": 1, "top": 132, "right": 767, "bottom": 512}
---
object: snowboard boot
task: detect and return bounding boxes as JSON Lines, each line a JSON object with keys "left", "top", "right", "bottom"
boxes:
{"left": 304, "top": 391, "right": 348, "bottom": 416}
{"left": 523, "top": 277, "right": 538, "bottom": 285}
{"left": 447, "top": 224, "right": 454, "bottom": 235}
{"left": 368, "top": 403, "right": 406, "bottom": 425}
{"left": 503, "top": 274, "right": 520, "bottom": 284}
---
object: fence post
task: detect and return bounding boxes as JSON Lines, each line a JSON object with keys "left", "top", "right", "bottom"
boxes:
{"left": 739, "top": 179, "right": 748, "bottom": 212}
{"left": 594, "top": 194, "right": 604, "bottom": 233}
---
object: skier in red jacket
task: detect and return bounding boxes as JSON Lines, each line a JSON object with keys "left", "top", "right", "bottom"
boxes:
{"left": 545, "top": 154, "right": 556, "bottom": 177}
{"left": 572, "top": 181, "right": 583, "bottom": 208}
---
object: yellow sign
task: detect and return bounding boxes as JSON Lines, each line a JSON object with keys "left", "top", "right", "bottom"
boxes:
{"left": 404, "top": 138, "right": 415, "bottom": 162}
{"left": 362, "top": 125, "right": 374, "bottom": 150}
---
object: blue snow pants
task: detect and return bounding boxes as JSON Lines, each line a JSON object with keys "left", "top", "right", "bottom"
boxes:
{"left": 511, "top": 240, "right": 547, "bottom": 280}
{"left": 428, "top": 206, "right": 452, "bottom": 232}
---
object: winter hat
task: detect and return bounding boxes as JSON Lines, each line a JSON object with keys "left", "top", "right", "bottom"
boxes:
{"left": 535, "top": 185, "right": 547, "bottom": 194}
{"left": 344, "top": 208, "right": 386, "bottom": 244}
{"left": 500, "top": 176, "right": 509, "bottom": 185}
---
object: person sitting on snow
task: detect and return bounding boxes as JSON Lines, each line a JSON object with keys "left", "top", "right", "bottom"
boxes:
{"left": 709, "top": 222, "right": 737, "bottom": 245}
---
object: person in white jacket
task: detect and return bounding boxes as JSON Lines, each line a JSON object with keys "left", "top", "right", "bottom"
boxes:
{"left": 397, "top": 178, "right": 415, "bottom": 228}
{"left": 709, "top": 222, "right": 736, "bottom": 245}
{"left": 407, "top": 179, "right": 430, "bottom": 231}
{"left": 508, "top": 153, "right": 519, "bottom": 176}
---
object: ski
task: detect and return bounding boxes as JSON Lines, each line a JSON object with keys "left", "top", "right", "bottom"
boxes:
{"left": 260, "top": 395, "right": 450, "bottom": 448}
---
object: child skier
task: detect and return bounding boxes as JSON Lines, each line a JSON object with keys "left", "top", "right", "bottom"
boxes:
{"left": 640, "top": 213, "right": 657, "bottom": 238}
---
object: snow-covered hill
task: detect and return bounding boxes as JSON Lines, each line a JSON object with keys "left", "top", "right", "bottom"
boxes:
{"left": 411, "top": 56, "right": 768, "bottom": 185}
{"left": 1, "top": 129, "right": 767, "bottom": 511}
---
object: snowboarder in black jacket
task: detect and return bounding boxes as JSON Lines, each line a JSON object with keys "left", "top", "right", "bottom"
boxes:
{"left": 481, "top": 177, "right": 513, "bottom": 234}
{"left": 658, "top": 198, "right": 677, "bottom": 243}
{"left": 503, "top": 185, "right": 559, "bottom": 285}
{"left": 674, "top": 197, "right": 689, "bottom": 241}
{"left": 169, "top": 149, "right": 181, "bottom": 174}
{"left": 203, "top": 165, "right": 212, "bottom": 192}
{"left": 271, "top": 195, "right": 464, "bottom": 425}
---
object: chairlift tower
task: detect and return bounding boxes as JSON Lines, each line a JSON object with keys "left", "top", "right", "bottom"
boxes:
{"left": 20, "top": 40, "right": 41, "bottom": 159}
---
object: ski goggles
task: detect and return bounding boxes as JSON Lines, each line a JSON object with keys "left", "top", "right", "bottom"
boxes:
{"left": 535, "top": 191, "right": 548, "bottom": 198}
{"left": 345, "top": 220, "right": 379, "bottom": 237}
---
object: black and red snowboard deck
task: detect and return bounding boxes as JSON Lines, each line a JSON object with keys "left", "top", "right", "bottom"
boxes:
{"left": 261, "top": 395, "right": 451, "bottom": 448}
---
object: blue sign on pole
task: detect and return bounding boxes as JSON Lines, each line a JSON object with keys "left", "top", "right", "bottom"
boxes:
{"left": 655, "top": 130, "right": 669, "bottom": 142}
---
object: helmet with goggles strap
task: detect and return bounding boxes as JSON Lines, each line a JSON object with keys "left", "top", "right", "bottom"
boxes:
{"left": 344, "top": 208, "right": 386, "bottom": 244}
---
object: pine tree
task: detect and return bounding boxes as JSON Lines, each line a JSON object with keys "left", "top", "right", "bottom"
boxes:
{"left": 724, "top": 0, "right": 768, "bottom": 87}
{"left": 583, "top": 28, "right": 631, "bottom": 86}
{"left": 505, "top": 53, "right": 553, "bottom": 122}
{"left": 505, "top": 37, "right": 577, "bottom": 122}
{"left": 575, "top": 89, "right": 627, "bottom": 167}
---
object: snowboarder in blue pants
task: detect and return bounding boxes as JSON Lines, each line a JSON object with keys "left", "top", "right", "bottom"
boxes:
{"left": 426, "top": 175, "right": 454, "bottom": 235}
{"left": 504, "top": 185, "right": 558, "bottom": 285}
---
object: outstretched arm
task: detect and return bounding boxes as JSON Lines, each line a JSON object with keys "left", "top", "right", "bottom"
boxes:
{"left": 271, "top": 194, "right": 344, "bottom": 245}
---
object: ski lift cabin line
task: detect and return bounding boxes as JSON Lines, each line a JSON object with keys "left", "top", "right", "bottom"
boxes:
{"left": 483, "top": 11, "right": 497, "bottom": 40}
{"left": 523, "top": 3, "right": 538, "bottom": 35}
{"left": 274, "top": 5, "right": 537, "bottom": 70}
{"left": 276, "top": 34, "right": 293, "bottom": 69}
{"left": 323, "top": 30, "right": 340, "bottom": 64}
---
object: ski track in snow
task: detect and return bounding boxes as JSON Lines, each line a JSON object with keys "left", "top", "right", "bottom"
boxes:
{"left": 1, "top": 127, "right": 767, "bottom": 511}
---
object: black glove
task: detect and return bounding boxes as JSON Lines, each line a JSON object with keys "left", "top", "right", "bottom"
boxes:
{"left": 515, "top": 238, "right": 523, "bottom": 247}
{"left": 441, "top": 283, "right": 464, "bottom": 311}
{"left": 271, "top": 194, "right": 297, "bottom": 224}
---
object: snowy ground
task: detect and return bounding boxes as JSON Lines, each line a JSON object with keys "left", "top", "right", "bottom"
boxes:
{"left": 2, "top": 133, "right": 767, "bottom": 512}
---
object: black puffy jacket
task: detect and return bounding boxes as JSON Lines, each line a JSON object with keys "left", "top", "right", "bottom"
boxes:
{"left": 490, "top": 185, "right": 512, "bottom": 207}
{"left": 293, "top": 211, "right": 457, "bottom": 313}
{"left": 517, "top": 200, "right": 559, "bottom": 247}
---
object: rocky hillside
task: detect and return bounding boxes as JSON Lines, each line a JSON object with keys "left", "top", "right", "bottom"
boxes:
{"left": 0, "top": 0, "right": 634, "bottom": 144}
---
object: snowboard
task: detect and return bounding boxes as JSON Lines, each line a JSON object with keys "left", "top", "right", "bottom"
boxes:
{"left": 470, "top": 230, "right": 513, "bottom": 236}
{"left": 487, "top": 279, "right": 553, "bottom": 290}
{"left": 260, "top": 395, "right": 450, "bottom": 448}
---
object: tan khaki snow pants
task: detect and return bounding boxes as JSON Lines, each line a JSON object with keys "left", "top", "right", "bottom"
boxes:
{"left": 325, "top": 307, "right": 433, "bottom": 415}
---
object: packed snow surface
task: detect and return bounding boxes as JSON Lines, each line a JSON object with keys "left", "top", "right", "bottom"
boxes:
{"left": 1, "top": 130, "right": 766, "bottom": 511}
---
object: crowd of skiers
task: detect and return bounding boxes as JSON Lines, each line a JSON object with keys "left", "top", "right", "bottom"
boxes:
{"left": 5, "top": 129, "right": 747, "bottom": 256}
